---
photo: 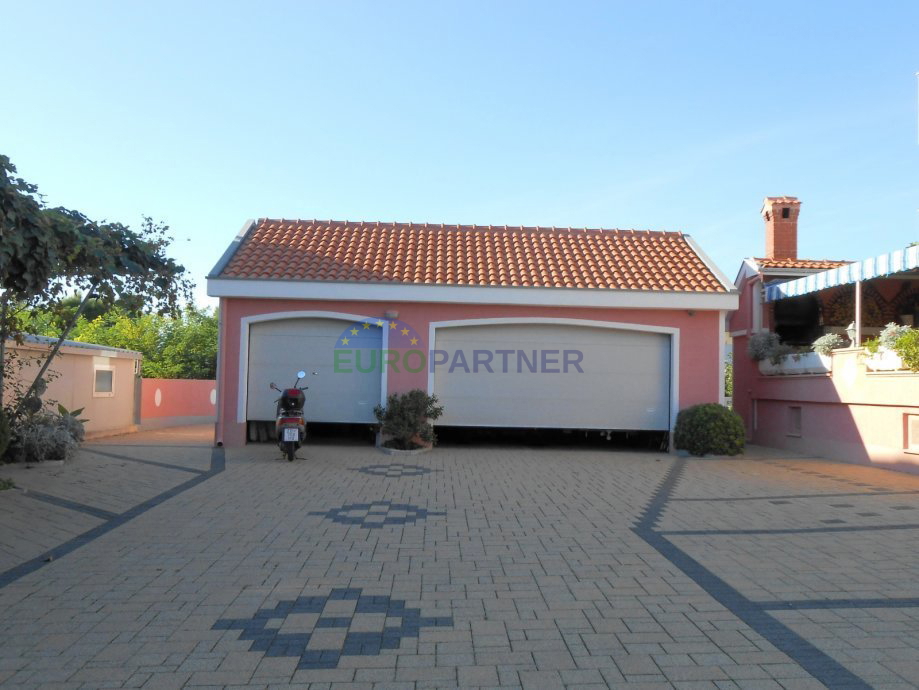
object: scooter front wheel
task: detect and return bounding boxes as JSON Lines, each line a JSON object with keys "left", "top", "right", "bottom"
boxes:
{"left": 285, "top": 441, "right": 296, "bottom": 462}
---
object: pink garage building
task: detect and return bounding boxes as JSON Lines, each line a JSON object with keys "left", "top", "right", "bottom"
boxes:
{"left": 206, "top": 219, "right": 737, "bottom": 447}
{"left": 730, "top": 197, "right": 919, "bottom": 471}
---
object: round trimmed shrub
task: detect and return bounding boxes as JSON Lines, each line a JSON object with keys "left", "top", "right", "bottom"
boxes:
{"left": 673, "top": 403, "right": 745, "bottom": 457}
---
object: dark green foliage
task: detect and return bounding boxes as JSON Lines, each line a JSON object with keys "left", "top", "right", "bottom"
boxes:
{"left": 37, "top": 305, "right": 219, "bottom": 379}
{"left": 0, "top": 409, "right": 10, "bottom": 460}
{"left": 374, "top": 390, "right": 444, "bottom": 450}
{"left": 674, "top": 403, "right": 745, "bottom": 457}
{"left": 5, "top": 412, "right": 81, "bottom": 462}
{"left": 1, "top": 152, "right": 193, "bottom": 417}
{"left": 0, "top": 155, "right": 60, "bottom": 298}
{"left": 893, "top": 329, "right": 919, "bottom": 372}
{"left": 724, "top": 353, "right": 733, "bottom": 398}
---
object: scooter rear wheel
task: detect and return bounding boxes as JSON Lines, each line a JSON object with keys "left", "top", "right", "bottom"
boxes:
{"left": 285, "top": 441, "right": 296, "bottom": 462}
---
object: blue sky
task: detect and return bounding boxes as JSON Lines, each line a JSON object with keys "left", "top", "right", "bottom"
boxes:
{"left": 4, "top": 1, "right": 918, "bottom": 305}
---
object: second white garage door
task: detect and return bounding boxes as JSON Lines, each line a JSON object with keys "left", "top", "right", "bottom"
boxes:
{"left": 431, "top": 322, "right": 671, "bottom": 430}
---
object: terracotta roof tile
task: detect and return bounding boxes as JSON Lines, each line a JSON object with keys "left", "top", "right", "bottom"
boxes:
{"left": 218, "top": 219, "right": 728, "bottom": 292}
{"left": 755, "top": 258, "right": 852, "bottom": 270}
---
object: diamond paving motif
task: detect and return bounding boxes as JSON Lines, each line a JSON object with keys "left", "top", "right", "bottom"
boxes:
{"left": 213, "top": 588, "right": 452, "bottom": 669}
{"left": 353, "top": 463, "right": 435, "bottom": 478}
{"left": 309, "top": 501, "right": 445, "bottom": 528}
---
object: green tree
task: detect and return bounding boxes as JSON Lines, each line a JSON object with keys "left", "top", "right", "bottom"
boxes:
{"left": 724, "top": 352, "right": 733, "bottom": 398}
{"left": 0, "top": 154, "right": 192, "bottom": 415}
{"left": 157, "top": 306, "right": 218, "bottom": 379}
{"left": 60, "top": 306, "right": 218, "bottom": 380}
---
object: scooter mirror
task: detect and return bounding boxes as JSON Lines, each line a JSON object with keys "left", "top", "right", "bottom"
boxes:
{"left": 297, "top": 370, "right": 306, "bottom": 379}
{"left": 269, "top": 382, "right": 279, "bottom": 391}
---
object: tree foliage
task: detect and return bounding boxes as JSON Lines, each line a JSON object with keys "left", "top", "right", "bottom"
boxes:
{"left": 31, "top": 305, "right": 219, "bottom": 380}
{"left": 0, "top": 153, "right": 193, "bottom": 416}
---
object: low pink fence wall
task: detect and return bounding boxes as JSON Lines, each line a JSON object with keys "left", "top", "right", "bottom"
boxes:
{"left": 141, "top": 379, "right": 217, "bottom": 423}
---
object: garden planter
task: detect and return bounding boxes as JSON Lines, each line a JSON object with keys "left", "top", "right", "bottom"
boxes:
{"left": 758, "top": 352, "right": 832, "bottom": 376}
{"left": 375, "top": 431, "right": 433, "bottom": 455}
{"left": 377, "top": 444, "right": 431, "bottom": 456}
{"left": 864, "top": 350, "right": 904, "bottom": 372}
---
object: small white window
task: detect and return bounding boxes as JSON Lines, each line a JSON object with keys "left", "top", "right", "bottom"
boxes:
{"left": 787, "top": 406, "right": 802, "bottom": 437}
{"left": 94, "top": 366, "right": 115, "bottom": 398}
{"left": 906, "top": 415, "right": 919, "bottom": 454}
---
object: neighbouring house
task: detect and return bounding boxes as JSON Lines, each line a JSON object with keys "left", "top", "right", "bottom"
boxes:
{"left": 730, "top": 197, "right": 919, "bottom": 470}
{"left": 5, "top": 335, "right": 142, "bottom": 438}
{"left": 206, "top": 219, "right": 737, "bottom": 447}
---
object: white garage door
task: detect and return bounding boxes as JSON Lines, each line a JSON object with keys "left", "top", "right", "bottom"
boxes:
{"left": 431, "top": 323, "right": 671, "bottom": 430}
{"left": 246, "top": 318, "right": 381, "bottom": 423}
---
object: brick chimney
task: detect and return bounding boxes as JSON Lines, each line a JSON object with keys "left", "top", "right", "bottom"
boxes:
{"left": 761, "top": 196, "right": 801, "bottom": 260}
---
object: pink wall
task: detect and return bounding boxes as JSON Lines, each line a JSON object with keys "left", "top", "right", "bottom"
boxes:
{"left": 732, "top": 307, "right": 919, "bottom": 470}
{"left": 141, "top": 379, "right": 217, "bottom": 422}
{"left": 728, "top": 275, "right": 757, "bottom": 333}
{"left": 216, "top": 297, "right": 724, "bottom": 446}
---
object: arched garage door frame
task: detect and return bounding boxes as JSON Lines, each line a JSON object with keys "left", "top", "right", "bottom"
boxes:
{"left": 426, "top": 317, "right": 679, "bottom": 431}
{"left": 236, "top": 311, "right": 389, "bottom": 423}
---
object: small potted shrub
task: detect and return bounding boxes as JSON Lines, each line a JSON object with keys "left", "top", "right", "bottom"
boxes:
{"left": 864, "top": 323, "right": 910, "bottom": 371}
{"left": 673, "top": 403, "right": 745, "bottom": 457}
{"left": 374, "top": 389, "right": 444, "bottom": 453}
{"left": 812, "top": 333, "right": 845, "bottom": 356}
{"left": 807, "top": 333, "right": 845, "bottom": 374}
{"left": 747, "top": 332, "right": 795, "bottom": 374}
{"left": 892, "top": 328, "right": 919, "bottom": 372}
{"left": 747, "top": 331, "right": 781, "bottom": 362}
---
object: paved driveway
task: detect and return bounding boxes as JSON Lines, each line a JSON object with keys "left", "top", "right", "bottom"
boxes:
{"left": 1, "top": 432, "right": 918, "bottom": 689}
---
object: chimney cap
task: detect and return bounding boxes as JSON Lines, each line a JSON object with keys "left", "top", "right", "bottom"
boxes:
{"left": 761, "top": 196, "right": 801, "bottom": 220}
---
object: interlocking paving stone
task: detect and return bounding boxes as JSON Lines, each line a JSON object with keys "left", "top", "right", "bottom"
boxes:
{"left": 352, "top": 463, "right": 437, "bottom": 478}
{"left": 308, "top": 501, "right": 446, "bottom": 528}
{"left": 1, "top": 439, "right": 919, "bottom": 687}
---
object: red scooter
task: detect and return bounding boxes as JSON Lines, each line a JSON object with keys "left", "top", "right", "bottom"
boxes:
{"left": 269, "top": 370, "right": 313, "bottom": 461}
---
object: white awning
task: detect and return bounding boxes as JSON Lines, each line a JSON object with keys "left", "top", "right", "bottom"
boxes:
{"left": 765, "top": 245, "right": 919, "bottom": 302}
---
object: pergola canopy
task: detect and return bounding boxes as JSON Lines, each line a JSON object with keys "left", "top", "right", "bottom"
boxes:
{"left": 765, "top": 245, "right": 919, "bottom": 302}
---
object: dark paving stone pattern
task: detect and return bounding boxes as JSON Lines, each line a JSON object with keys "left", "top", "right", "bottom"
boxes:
{"left": 309, "top": 501, "right": 446, "bottom": 528}
{"left": 213, "top": 587, "right": 452, "bottom": 669}
{"left": 352, "top": 463, "right": 436, "bottom": 478}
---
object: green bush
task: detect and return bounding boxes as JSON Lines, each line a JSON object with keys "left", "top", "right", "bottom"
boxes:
{"left": 880, "top": 322, "right": 911, "bottom": 349}
{"left": 893, "top": 329, "right": 919, "bottom": 372}
{"left": 374, "top": 390, "right": 444, "bottom": 450}
{"left": 812, "top": 333, "right": 846, "bottom": 355}
{"left": 0, "top": 409, "right": 10, "bottom": 461}
{"left": 747, "top": 331, "right": 780, "bottom": 362}
{"left": 5, "top": 412, "right": 84, "bottom": 463}
{"left": 747, "top": 332, "right": 795, "bottom": 364}
{"left": 673, "top": 403, "right": 745, "bottom": 457}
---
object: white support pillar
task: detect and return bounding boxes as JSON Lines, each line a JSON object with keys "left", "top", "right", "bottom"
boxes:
{"left": 854, "top": 279, "right": 863, "bottom": 346}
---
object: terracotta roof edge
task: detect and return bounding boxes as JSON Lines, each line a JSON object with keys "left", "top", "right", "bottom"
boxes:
{"left": 683, "top": 234, "right": 737, "bottom": 292}
{"left": 208, "top": 275, "right": 726, "bottom": 294}
{"left": 208, "top": 219, "right": 257, "bottom": 278}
